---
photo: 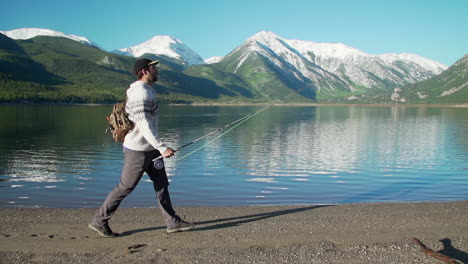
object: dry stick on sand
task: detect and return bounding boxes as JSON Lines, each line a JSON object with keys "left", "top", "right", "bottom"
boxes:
{"left": 411, "top": 238, "right": 459, "bottom": 264}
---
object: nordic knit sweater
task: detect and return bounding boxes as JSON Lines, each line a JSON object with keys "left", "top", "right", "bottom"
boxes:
{"left": 123, "top": 80, "right": 168, "bottom": 153}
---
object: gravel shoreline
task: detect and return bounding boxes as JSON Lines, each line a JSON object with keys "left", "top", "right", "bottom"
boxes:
{"left": 1, "top": 201, "right": 467, "bottom": 263}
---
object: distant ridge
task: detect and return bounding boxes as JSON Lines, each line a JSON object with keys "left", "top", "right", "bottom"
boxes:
{"left": 0, "top": 28, "right": 101, "bottom": 49}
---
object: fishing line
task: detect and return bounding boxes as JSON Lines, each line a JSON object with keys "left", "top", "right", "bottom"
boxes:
{"left": 174, "top": 105, "right": 270, "bottom": 162}
{"left": 153, "top": 88, "right": 304, "bottom": 169}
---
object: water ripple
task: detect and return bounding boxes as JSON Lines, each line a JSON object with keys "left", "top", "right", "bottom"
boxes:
{"left": 1, "top": 105, "right": 468, "bottom": 207}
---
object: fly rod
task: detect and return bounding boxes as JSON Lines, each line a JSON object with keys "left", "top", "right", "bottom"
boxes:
{"left": 152, "top": 88, "right": 305, "bottom": 169}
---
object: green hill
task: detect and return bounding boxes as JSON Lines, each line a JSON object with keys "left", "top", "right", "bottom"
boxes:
{"left": 0, "top": 35, "right": 262, "bottom": 103}
{"left": 0, "top": 35, "right": 134, "bottom": 102}
{"left": 398, "top": 55, "right": 468, "bottom": 103}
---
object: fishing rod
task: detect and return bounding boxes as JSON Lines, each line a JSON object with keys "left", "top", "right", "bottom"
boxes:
{"left": 152, "top": 88, "right": 305, "bottom": 169}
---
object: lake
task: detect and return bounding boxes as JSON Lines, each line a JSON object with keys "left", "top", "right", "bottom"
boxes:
{"left": 1, "top": 104, "right": 467, "bottom": 208}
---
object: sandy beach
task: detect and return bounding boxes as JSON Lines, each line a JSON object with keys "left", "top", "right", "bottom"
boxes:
{"left": 1, "top": 201, "right": 467, "bottom": 263}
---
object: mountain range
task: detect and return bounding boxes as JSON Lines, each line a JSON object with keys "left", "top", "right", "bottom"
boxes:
{"left": 0, "top": 27, "right": 466, "bottom": 104}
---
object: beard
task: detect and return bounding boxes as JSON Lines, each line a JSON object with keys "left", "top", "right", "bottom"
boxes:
{"left": 148, "top": 72, "right": 158, "bottom": 83}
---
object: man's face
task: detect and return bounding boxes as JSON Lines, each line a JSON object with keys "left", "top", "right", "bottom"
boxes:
{"left": 146, "top": 65, "right": 158, "bottom": 83}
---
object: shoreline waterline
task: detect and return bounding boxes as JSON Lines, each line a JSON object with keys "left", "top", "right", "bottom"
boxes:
{"left": 1, "top": 101, "right": 468, "bottom": 108}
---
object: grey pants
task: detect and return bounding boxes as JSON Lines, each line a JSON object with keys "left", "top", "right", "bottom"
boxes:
{"left": 92, "top": 148, "right": 181, "bottom": 229}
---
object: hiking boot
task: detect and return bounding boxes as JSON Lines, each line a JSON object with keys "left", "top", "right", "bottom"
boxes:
{"left": 167, "top": 221, "right": 196, "bottom": 233}
{"left": 88, "top": 222, "right": 119, "bottom": 238}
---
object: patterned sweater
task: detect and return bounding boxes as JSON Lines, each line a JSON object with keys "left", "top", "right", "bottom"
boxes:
{"left": 123, "top": 80, "right": 168, "bottom": 153}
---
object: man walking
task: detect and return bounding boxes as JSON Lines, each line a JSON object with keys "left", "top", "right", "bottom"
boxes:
{"left": 89, "top": 58, "right": 195, "bottom": 237}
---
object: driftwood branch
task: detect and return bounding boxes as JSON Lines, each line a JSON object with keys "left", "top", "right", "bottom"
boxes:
{"left": 411, "top": 238, "right": 459, "bottom": 264}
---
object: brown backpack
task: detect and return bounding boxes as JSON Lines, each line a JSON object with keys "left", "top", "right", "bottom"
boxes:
{"left": 105, "top": 101, "right": 134, "bottom": 142}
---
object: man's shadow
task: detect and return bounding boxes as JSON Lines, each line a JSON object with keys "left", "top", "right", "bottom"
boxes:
{"left": 193, "top": 205, "right": 330, "bottom": 231}
{"left": 438, "top": 238, "right": 468, "bottom": 264}
{"left": 121, "top": 205, "right": 329, "bottom": 236}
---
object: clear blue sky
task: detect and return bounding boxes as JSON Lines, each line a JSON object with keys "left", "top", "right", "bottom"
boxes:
{"left": 1, "top": 0, "right": 467, "bottom": 66}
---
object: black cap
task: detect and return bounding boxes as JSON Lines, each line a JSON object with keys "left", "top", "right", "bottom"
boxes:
{"left": 132, "top": 58, "right": 159, "bottom": 76}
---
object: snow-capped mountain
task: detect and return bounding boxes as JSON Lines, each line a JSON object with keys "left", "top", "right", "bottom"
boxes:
{"left": 205, "top": 56, "right": 224, "bottom": 64}
{"left": 222, "top": 31, "right": 448, "bottom": 92}
{"left": 0, "top": 28, "right": 101, "bottom": 49}
{"left": 115, "top": 35, "right": 205, "bottom": 66}
{"left": 288, "top": 35, "right": 446, "bottom": 87}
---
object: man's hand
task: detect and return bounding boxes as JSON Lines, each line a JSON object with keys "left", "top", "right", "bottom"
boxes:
{"left": 162, "top": 148, "right": 175, "bottom": 158}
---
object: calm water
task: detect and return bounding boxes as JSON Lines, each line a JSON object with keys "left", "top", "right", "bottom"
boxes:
{"left": 1, "top": 104, "right": 467, "bottom": 208}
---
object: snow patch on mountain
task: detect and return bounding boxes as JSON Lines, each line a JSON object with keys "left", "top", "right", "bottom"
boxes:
{"left": 378, "top": 53, "right": 446, "bottom": 73}
{"left": 117, "top": 35, "right": 205, "bottom": 66}
{"left": 205, "top": 56, "right": 224, "bottom": 64}
{"left": 0, "top": 28, "right": 100, "bottom": 48}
